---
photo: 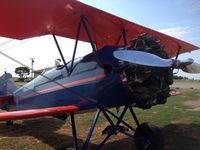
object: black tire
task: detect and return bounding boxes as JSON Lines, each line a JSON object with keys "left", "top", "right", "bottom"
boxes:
{"left": 134, "top": 122, "right": 164, "bottom": 150}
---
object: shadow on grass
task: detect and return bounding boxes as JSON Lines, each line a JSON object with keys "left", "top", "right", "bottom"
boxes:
{"left": 93, "top": 123, "right": 200, "bottom": 150}
{"left": 162, "top": 124, "right": 200, "bottom": 150}
{"left": 0, "top": 117, "right": 75, "bottom": 150}
{"left": 0, "top": 118, "right": 199, "bottom": 150}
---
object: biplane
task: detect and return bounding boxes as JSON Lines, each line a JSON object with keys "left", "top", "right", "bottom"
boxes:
{"left": 0, "top": 0, "right": 199, "bottom": 150}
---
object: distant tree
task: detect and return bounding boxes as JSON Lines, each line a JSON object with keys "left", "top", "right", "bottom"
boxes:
{"left": 173, "top": 75, "right": 190, "bottom": 80}
{"left": 173, "top": 75, "right": 184, "bottom": 80}
{"left": 15, "top": 66, "right": 30, "bottom": 81}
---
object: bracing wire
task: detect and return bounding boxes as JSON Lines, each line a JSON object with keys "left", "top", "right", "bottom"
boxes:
{"left": 0, "top": 38, "right": 94, "bottom": 102}
{"left": 0, "top": 40, "right": 13, "bottom": 47}
{"left": 0, "top": 39, "right": 33, "bottom": 52}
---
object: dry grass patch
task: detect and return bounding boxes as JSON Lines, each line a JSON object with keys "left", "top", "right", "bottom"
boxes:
{"left": 184, "top": 100, "right": 200, "bottom": 111}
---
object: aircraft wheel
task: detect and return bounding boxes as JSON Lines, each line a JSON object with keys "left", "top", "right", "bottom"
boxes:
{"left": 6, "top": 120, "right": 14, "bottom": 126}
{"left": 134, "top": 122, "right": 164, "bottom": 150}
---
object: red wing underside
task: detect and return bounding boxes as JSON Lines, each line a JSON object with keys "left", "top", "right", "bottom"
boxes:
{"left": 0, "top": 105, "right": 79, "bottom": 121}
{"left": 0, "top": 0, "right": 199, "bottom": 57}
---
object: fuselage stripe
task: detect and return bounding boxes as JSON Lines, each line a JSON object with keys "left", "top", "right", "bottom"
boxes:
{"left": 20, "top": 74, "right": 105, "bottom": 99}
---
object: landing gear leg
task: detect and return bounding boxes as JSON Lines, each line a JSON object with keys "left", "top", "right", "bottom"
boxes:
{"left": 82, "top": 108, "right": 101, "bottom": 150}
{"left": 70, "top": 112, "right": 79, "bottom": 150}
{"left": 82, "top": 105, "right": 137, "bottom": 150}
{"left": 69, "top": 105, "right": 164, "bottom": 150}
{"left": 6, "top": 120, "right": 14, "bottom": 126}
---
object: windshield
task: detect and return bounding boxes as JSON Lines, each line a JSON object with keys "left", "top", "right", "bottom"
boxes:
{"left": 24, "top": 67, "right": 63, "bottom": 89}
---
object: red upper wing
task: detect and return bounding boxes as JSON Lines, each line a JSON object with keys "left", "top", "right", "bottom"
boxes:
{"left": 0, "top": 0, "right": 199, "bottom": 57}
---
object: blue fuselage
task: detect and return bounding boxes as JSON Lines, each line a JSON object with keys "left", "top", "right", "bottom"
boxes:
{"left": 13, "top": 46, "right": 129, "bottom": 111}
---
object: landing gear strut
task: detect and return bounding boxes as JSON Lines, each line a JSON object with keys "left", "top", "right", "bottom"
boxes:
{"left": 6, "top": 120, "right": 14, "bottom": 126}
{"left": 70, "top": 105, "right": 164, "bottom": 150}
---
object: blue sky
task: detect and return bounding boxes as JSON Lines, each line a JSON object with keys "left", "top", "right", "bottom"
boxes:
{"left": 0, "top": 0, "right": 200, "bottom": 79}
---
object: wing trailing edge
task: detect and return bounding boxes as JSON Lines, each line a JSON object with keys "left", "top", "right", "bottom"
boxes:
{"left": 0, "top": 105, "right": 79, "bottom": 121}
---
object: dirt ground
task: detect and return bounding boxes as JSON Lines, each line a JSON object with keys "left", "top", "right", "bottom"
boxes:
{"left": 171, "top": 81, "right": 200, "bottom": 89}
{"left": 171, "top": 81, "right": 200, "bottom": 111}
{"left": 184, "top": 100, "right": 200, "bottom": 111}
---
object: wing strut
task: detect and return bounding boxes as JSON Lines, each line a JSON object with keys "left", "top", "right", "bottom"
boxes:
{"left": 173, "top": 44, "right": 182, "bottom": 73}
{"left": 115, "top": 32, "right": 123, "bottom": 46}
{"left": 70, "top": 16, "right": 97, "bottom": 74}
{"left": 122, "top": 28, "right": 127, "bottom": 46}
{"left": 53, "top": 16, "right": 98, "bottom": 75}
{"left": 70, "top": 19, "right": 82, "bottom": 74}
{"left": 175, "top": 44, "right": 181, "bottom": 60}
{"left": 81, "top": 16, "right": 96, "bottom": 52}
{"left": 115, "top": 28, "right": 128, "bottom": 46}
{"left": 53, "top": 35, "right": 69, "bottom": 74}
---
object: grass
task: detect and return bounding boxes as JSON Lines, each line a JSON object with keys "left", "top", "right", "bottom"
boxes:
{"left": 174, "top": 79, "right": 200, "bottom": 82}
{"left": 0, "top": 89, "right": 200, "bottom": 150}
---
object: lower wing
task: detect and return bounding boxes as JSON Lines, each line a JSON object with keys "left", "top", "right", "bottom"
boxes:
{"left": 0, "top": 105, "right": 79, "bottom": 121}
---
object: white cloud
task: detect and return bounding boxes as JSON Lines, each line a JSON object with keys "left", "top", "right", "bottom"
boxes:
{"left": 158, "top": 27, "right": 191, "bottom": 38}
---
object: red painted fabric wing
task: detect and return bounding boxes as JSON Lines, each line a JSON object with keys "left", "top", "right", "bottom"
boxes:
{"left": 0, "top": 0, "right": 199, "bottom": 57}
{"left": 0, "top": 105, "right": 79, "bottom": 121}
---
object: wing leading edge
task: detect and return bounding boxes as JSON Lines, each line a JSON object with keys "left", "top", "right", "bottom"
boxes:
{"left": 0, "top": 0, "right": 199, "bottom": 57}
{"left": 0, "top": 105, "right": 79, "bottom": 121}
